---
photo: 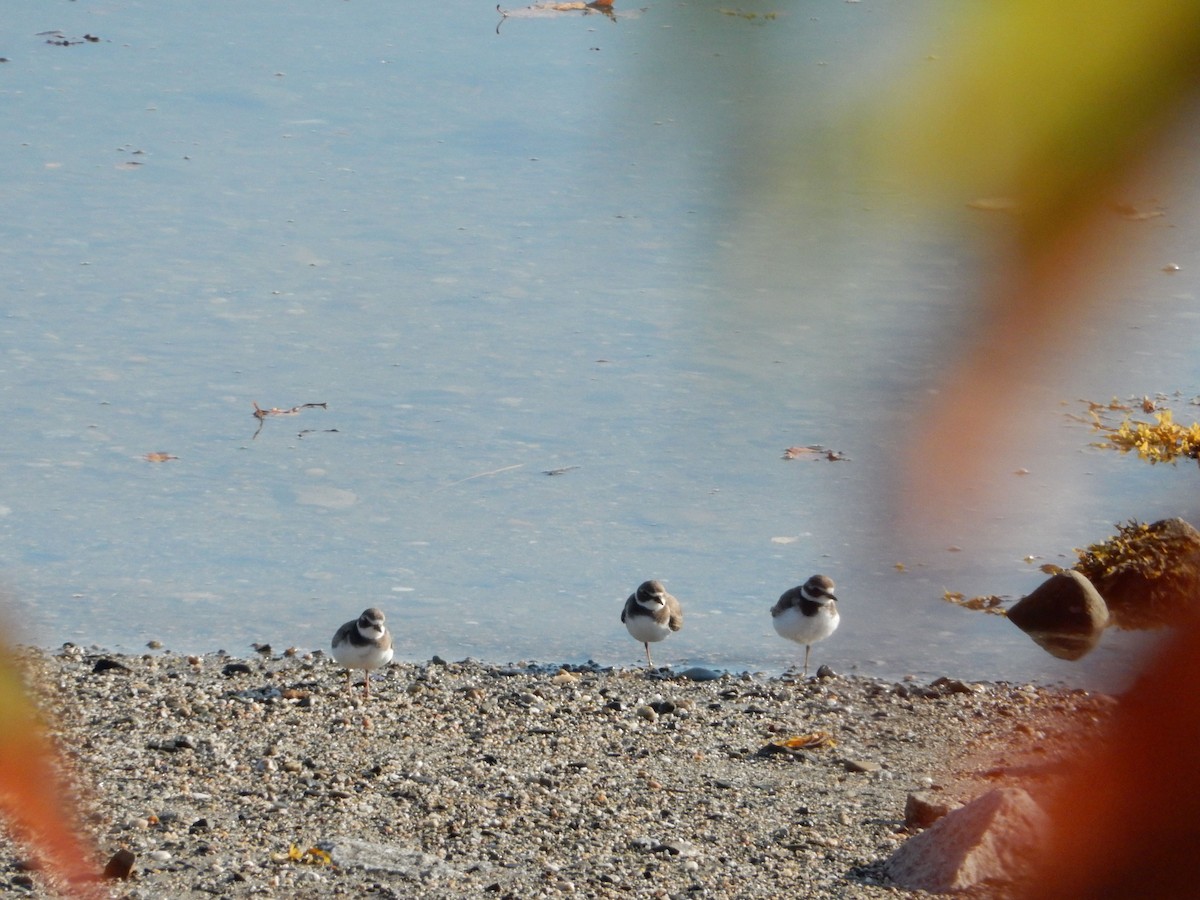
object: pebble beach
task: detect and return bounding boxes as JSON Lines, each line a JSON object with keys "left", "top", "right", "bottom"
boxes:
{"left": 3, "top": 646, "right": 1115, "bottom": 898}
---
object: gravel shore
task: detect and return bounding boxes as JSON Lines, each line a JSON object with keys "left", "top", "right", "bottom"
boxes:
{"left": 3, "top": 647, "right": 1115, "bottom": 898}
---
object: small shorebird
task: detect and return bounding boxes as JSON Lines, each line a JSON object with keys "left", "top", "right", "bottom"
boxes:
{"left": 621, "top": 580, "right": 683, "bottom": 668}
{"left": 771, "top": 574, "right": 839, "bottom": 676}
{"left": 331, "top": 607, "right": 394, "bottom": 699}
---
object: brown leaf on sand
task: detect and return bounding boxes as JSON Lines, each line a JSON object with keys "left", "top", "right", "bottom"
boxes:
{"left": 775, "top": 731, "right": 836, "bottom": 750}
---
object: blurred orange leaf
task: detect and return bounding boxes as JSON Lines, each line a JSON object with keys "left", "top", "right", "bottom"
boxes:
{"left": 0, "top": 649, "right": 98, "bottom": 894}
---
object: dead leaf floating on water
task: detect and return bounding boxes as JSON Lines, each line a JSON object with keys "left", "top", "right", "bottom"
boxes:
{"left": 495, "top": 0, "right": 640, "bottom": 32}
{"left": 782, "top": 445, "right": 849, "bottom": 461}
{"left": 252, "top": 401, "right": 328, "bottom": 421}
{"left": 39, "top": 31, "right": 103, "bottom": 46}
{"left": 718, "top": 8, "right": 780, "bottom": 21}
{"left": 943, "top": 591, "right": 1007, "bottom": 615}
{"left": 251, "top": 401, "right": 328, "bottom": 439}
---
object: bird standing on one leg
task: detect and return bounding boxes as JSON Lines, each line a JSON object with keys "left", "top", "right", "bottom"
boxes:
{"left": 621, "top": 580, "right": 683, "bottom": 668}
{"left": 771, "top": 575, "right": 839, "bottom": 676}
{"left": 331, "top": 607, "right": 394, "bottom": 699}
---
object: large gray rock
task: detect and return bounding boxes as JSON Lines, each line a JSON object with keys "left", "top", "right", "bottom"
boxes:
{"left": 885, "top": 787, "right": 1049, "bottom": 893}
{"left": 1007, "top": 570, "right": 1108, "bottom": 660}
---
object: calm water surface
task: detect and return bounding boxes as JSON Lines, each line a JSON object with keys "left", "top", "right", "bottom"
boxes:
{"left": 2, "top": 1, "right": 1198, "bottom": 690}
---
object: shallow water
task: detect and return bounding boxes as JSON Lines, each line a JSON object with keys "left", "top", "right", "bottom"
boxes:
{"left": 2, "top": 1, "right": 1198, "bottom": 691}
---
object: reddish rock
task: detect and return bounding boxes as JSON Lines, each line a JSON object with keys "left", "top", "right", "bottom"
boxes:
{"left": 904, "top": 791, "right": 953, "bottom": 830}
{"left": 886, "top": 787, "right": 1048, "bottom": 892}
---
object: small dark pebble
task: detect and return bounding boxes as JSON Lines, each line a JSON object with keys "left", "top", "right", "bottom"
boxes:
{"left": 222, "top": 663, "right": 253, "bottom": 677}
{"left": 842, "top": 758, "right": 882, "bottom": 774}
{"left": 149, "top": 736, "right": 196, "bottom": 753}
{"left": 92, "top": 658, "right": 130, "bottom": 675}
{"left": 756, "top": 743, "right": 809, "bottom": 761}
{"left": 930, "top": 677, "right": 977, "bottom": 695}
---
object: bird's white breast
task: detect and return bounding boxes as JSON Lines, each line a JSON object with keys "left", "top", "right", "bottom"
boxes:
{"left": 331, "top": 636, "right": 394, "bottom": 671}
{"left": 625, "top": 612, "right": 673, "bottom": 644}
{"left": 772, "top": 603, "right": 839, "bottom": 645}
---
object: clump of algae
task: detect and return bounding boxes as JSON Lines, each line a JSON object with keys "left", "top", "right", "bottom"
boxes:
{"left": 1099, "top": 409, "right": 1200, "bottom": 465}
{"left": 1070, "top": 518, "right": 1200, "bottom": 629}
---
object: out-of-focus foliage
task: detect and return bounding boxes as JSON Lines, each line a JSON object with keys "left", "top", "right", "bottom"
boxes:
{"left": 0, "top": 648, "right": 97, "bottom": 895}
{"left": 877, "top": 1, "right": 1200, "bottom": 241}
{"left": 865, "top": 1, "right": 1200, "bottom": 518}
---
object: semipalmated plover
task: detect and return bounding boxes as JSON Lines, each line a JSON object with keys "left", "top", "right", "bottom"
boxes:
{"left": 771, "top": 574, "right": 838, "bottom": 676}
{"left": 331, "top": 607, "right": 394, "bottom": 699}
{"left": 621, "top": 580, "right": 683, "bottom": 668}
